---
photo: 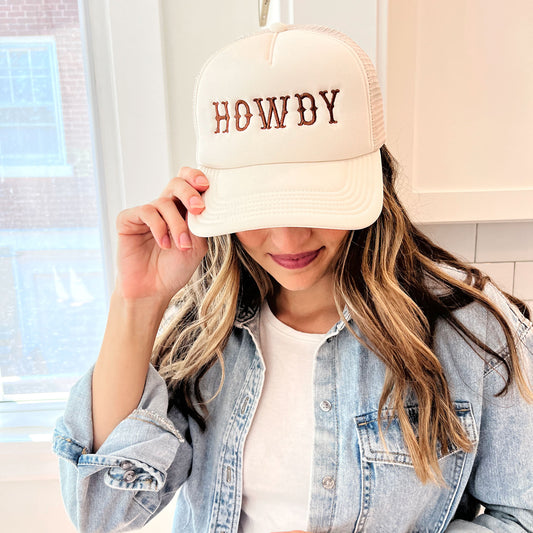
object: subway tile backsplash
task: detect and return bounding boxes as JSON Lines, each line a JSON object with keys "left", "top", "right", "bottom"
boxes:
{"left": 472, "top": 262, "right": 515, "bottom": 294}
{"left": 476, "top": 222, "right": 533, "bottom": 263}
{"left": 418, "top": 223, "right": 477, "bottom": 262}
{"left": 514, "top": 262, "right": 533, "bottom": 302}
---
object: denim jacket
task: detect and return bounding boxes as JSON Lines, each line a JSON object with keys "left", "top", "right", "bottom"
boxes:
{"left": 53, "top": 276, "right": 533, "bottom": 533}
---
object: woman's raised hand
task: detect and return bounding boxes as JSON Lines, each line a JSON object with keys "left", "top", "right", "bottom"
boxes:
{"left": 115, "top": 167, "right": 209, "bottom": 304}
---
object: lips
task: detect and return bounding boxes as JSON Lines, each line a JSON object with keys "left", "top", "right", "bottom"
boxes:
{"left": 269, "top": 248, "right": 322, "bottom": 269}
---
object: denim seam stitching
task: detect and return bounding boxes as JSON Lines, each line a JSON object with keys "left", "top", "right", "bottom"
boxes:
{"left": 329, "top": 339, "right": 340, "bottom": 528}
{"left": 208, "top": 328, "right": 260, "bottom": 531}
{"left": 482, "top": 300, "right": 531, "bottom": 377}
{"left": 129, "top": 409, "right": 185, "bottom": 443}
{"left": 230, "top": 360, "right": 261, "bottom": 533}
{"left": 52, "top": 433, "right": 90, "bottom": 461}
{"left": 132, "top": 493, "right": 158, "bottom": 517}
{"left": 54, "top": 434, "right": 90, "bottom": 453}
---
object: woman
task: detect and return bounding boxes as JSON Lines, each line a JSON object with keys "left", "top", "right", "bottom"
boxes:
{"left": 54, "top": 24, "right": 533, "bottom": 532}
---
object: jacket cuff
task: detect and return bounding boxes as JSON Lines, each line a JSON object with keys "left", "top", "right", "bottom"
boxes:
{"left": 52, "top": 364, "right": 187, "bottom": 487}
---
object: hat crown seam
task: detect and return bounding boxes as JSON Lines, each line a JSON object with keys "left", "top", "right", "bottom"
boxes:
{"left": 268, "top": 31, "right": 278, "bottom": 66}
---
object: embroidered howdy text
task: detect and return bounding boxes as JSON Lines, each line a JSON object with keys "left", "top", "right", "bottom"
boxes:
{"left": 212, "top": 89, "right": 340, "bottom": 134}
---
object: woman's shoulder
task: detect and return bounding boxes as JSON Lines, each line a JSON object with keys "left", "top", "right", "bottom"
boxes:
{"left": 430, "top": 263, "right": 532, "bottom": 362}
{"left": 432, "top": 263, "right": 529, "bottom": 320}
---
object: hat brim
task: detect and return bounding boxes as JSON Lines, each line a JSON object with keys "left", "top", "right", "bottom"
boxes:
{"left": 188, "top": 150, "right": 383, "bottom": 238}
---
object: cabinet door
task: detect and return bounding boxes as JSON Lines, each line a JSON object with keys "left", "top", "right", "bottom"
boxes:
{"left": 387, "top": 0, "right": 533, "bottom": 223}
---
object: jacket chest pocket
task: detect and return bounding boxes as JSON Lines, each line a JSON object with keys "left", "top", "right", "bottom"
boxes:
{"left": 355, "top": 400, "right": 478, "bottom": 465}
{"left": 353, "top": 400, "right": 478, "bottom": 533}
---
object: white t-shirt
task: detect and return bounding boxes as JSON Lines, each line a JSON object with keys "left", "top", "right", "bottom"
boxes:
{"left": 238, "top": 300, "right": 328, "bottom": 533}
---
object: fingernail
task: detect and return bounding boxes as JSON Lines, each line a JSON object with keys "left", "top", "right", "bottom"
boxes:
{"left": 179, "top": 232, "right": 192, "bottom": 249}
{"left": 161, "top": 234, "right": 171, "bottom": 249}
{"left": 189, "top": 196, "right": 204, "bottom": 209}
{"left": 195, "top": 175, "right": 209, "bottom": 186}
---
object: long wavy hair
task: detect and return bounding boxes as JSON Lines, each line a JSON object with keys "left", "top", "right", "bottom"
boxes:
{"left": 152, "top": 144, "right": 532, "bottom": 485}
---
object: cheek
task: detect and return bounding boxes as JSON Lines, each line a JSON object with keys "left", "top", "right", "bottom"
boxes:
{"left": 323, "top": 229, "right": 351, "bottom": 248}
{"left": 235, "top": 229, "right": 268, "bottom": 250}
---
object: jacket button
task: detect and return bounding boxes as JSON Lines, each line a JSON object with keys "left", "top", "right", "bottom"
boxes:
{"left": 320, "top": 400, "right": 332, "bottom": 412}
{"left": 120, "top": 460, "right": 133, "bottom": 470}
{"left": 123, "top": 470, "right": 137, "bottom": 483}
{"left": 322, "top": 476, "right": 335, "bottom": 490}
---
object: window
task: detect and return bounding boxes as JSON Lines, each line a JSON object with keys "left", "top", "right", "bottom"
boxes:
{"left": 0, "top": 39, "right": 71, "bottom": 177}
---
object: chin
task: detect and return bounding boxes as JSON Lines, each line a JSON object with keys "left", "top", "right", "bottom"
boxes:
{"left": 274, "top": 275, "right": 318, "bottom": 292}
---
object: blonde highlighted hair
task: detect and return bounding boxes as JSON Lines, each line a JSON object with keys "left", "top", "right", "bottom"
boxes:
{"left": 152, "top": 145, "right": 532, "bottom": 485}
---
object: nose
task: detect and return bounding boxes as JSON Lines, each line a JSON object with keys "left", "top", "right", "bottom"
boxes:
{"left": 269, "top": 227, "right": 313, "bottom": 252}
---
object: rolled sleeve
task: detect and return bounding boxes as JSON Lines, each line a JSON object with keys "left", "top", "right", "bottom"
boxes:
{"left": 53, "top": 364, "right": 192, "bottom": 532}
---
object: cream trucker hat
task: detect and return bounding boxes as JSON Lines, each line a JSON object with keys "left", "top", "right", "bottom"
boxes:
{"left": 188, "top": 23, "right": 386, "bottom": 237}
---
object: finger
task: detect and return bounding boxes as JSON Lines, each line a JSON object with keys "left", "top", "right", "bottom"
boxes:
{"left": 175, "top": 166, "right": 210, "bottom": 191}
{"left": 116, "top": 207, "right": 159, "bottom": 238}
{"left": 160, "top": 177, "right": 206, "bottom": 219}
{"left": 150, "top": 197, "right": 193, "bottom": 250}
{"left": 136, "top": 204, "right": 173, "bottom": 249}
{"left": 162, "top": 171, "right": 209, "bottom": 211}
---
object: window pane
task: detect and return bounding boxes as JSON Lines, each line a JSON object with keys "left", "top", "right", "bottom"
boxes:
{"left": 12, "top": 76, "right": 32, "bottom": 103}
{"left": 11, "top": 50, "right": 30, "bottom": 74}
{"left": 0, "top": 78, "right": 10, "bottom": 105}
{"left": 0, "top": 3, "right": 107, "bottom": 401}
{"left": 33, "top": 75, "right": 54, "bottom": 103}
{"left": 0, "top": 50, "right": 8, "bottom": 70}
{"left": 31, "top": 49, "right": 51, "bottom": 71}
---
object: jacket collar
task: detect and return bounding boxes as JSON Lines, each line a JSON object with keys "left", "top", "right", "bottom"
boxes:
{"left": 233, "top": 295, "right": 354, "bottom": 335}
{"left": 234, "top": 295, "right": 260, "bottom": 327}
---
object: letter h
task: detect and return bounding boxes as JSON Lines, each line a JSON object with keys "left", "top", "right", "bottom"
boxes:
{"left": 213, "top": 101, "right": 230, "bottom": 133}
